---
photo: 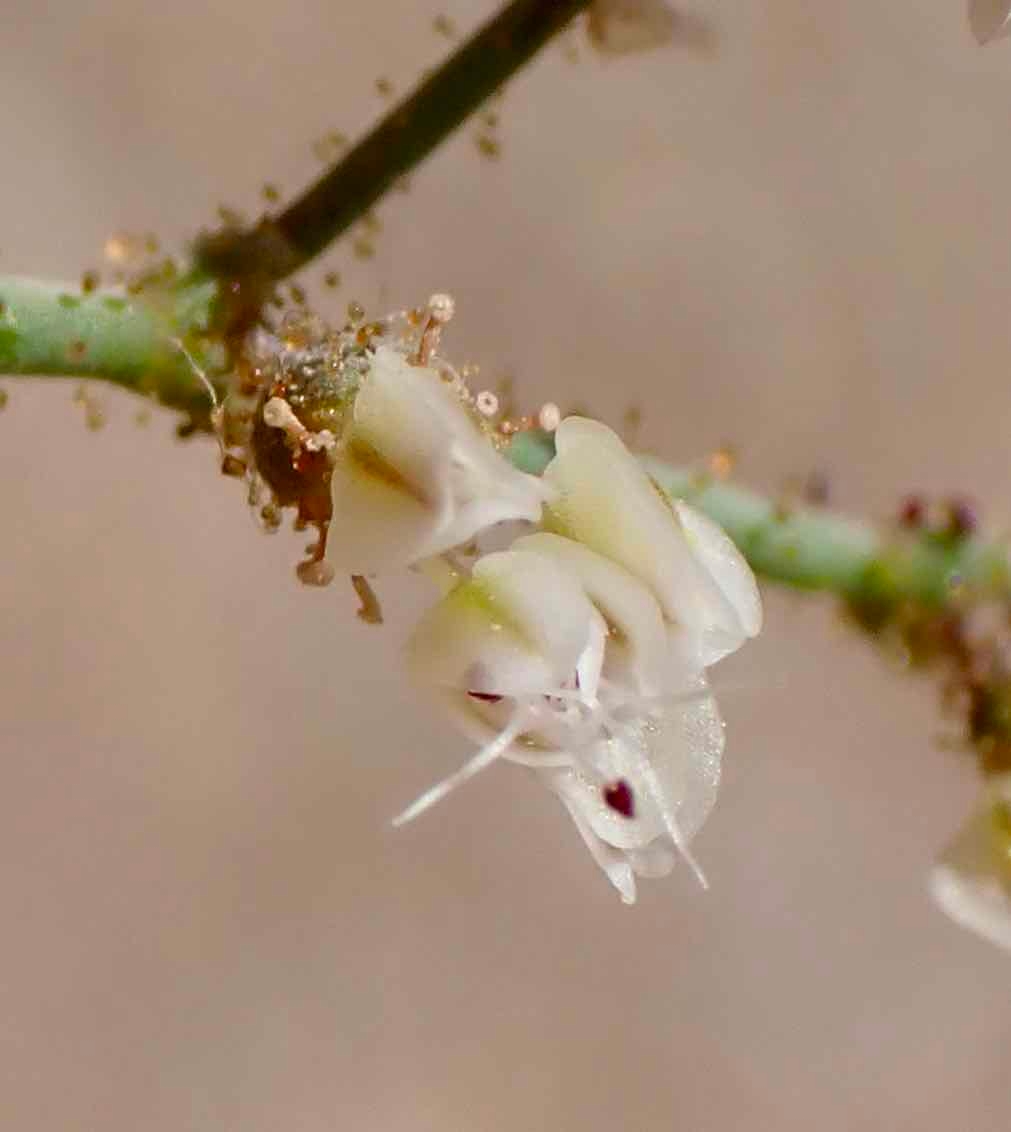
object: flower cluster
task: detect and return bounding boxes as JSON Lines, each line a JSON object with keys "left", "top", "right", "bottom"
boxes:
{"left": 339, "top": 332, "right": 758, "bottom": 899}
{"left": 246, "top": 296, "right": 761, "bottom": 902}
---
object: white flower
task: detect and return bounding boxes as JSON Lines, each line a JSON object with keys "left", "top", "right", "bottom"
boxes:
{"left": 588, "top": 0, "right": 676, "bottom": 55}
{"left": 929, "top": 775, "right": 1011, "bottom": 951}
{"left": 541, "top": 417, "right": 762, "bottom": 667}
{"left": 327, "top": 345, "right": 546, "bottom": 573}
{"left": 969, "top": 1, "right": 1011, "bottom": 44}
{"left": 388, "top": 414, "right": 761, "bottom": 902}
{"left": 396, "top": 531, "right": 731, "bottom": 903}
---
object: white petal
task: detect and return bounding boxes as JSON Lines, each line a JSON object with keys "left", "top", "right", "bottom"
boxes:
{"left": 329, "top": 346, "right": 545, "bottom": 572}
{"left": 543, "top": 417, "right": 748, "bottom": 665}
{"left": 329, "top": 349, "right": 451, "bottom": 571}
{"left": 588, "top": 0, "right": 676, "bottom": 55}
{"left": 554, "top": 780, "right": 639, "bottom": 904}
{"left": 546, "top": 680, "right": 724, "bottom": 858}
{"left": 370, "top": 347, "right": 545, "bottom": 554}
{"left": 406, "top": 549, "right": 597, "bottom": 698}
{"left": 511, "top": 531, "right": 670, "bottom": 695}
{"left": 969, "top": 0, "right": 1011, "bottom": 44}
{"left": 929, "top": 776, "right": 1011, "bottom": 951}
{"left": 675, "top": 500, "right": 763, "bottom": 642}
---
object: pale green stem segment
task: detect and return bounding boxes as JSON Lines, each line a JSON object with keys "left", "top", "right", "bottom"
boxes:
{"left": 4, "top": 284, "right": 1009, "bottom": 611}
{"left": 506, "top": 429, "right": 1011, "bottom": 609}
{"left": 0, "top": 275, "right": 223, "bottom": 417}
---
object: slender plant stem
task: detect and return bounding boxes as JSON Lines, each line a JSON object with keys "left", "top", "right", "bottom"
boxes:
{"left": 0, "top": 276, "right": 224, "bottom": 417}
{"left": 4, "top": 0, "right": 1006, "bottom": 616}
{"left": 5, "top": 278, "right": 1007, "bottom": 614}
{"left": 2, "top": 4, "right": 594, "bottom": 394}
{"left": 195, "top": 0, "right": 592, "bottom": 283}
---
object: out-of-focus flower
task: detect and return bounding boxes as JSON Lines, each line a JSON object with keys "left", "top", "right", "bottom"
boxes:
{"left": 328, "top": 345, "right": 546, "bottom": 573}
{"left": 588, "top": 0, "right": 677, "bottom": 55}
{"left": 930, "top": 775, "right": 1011, "bottom": 950}
{"left": 969, "top": 0, "right": 1011, "bottom": 44}
{"left": 542, "top": 417, "right": 762, "bottom": 667}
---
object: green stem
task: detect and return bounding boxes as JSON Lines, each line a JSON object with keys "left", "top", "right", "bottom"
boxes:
{"left": 506, "top": 429, "right": 1011, "bottom": 608}
{"left": 5, "top": 278, "right": 1007, "bottom": 614}
{"left": 3, "top": 2, "right": 596, "bottom": 399}
{"left": 0, "top": 276, "right": 224, "bottom": 417}
{"left": 196, "top": 0, "right": 592, "bottom": 282}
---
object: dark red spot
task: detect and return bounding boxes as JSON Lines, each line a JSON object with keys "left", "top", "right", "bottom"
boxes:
{"left": 603, "top": 779, "right": 635, "bottom": 818}
{"left": 946, "top": 496, "right": 977, "bottom": 538}
{"left": 898, "top": 495, "right": 925, "bottom": 528}
{"left": 468, "top": 691, "right": 503, "bottom": 704}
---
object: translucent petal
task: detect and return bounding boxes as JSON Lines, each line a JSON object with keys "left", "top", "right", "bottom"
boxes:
{"left": 546, "top": 680, "right": 725, "bottom": 856}
{"left": 969, "top": 0, "right": 1011, "bottom": 44}
{"left": 929, "top": 777, "right": 1011, "bottom": 951}
{"left": 431, "top": 449, "right": 545, "bottom": 557}
{"left": 543, "top": 417, "right": 745, "bottom": 662}
{"left": 511, "top": 532, "right": 671, "bottom": 695}
{"left": 555, "top": 783, "right": 639, "bottom": 904}
{"left": 675, "top": 500, "right": 763, "bottom": 641}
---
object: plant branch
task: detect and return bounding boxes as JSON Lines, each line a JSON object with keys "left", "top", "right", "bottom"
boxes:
{"left": 0, "top": 276, "right": 224, "bottom": 418}
{"left": 2, "top": 2, "right": 597, "bottom": 400}
{"left": 195, "top": 0, "right": 592, "bottom": 283}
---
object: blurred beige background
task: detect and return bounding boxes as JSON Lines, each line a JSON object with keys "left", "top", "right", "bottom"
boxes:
{"left": 2, "top": 1, "right": 1011, "bottom": 1128}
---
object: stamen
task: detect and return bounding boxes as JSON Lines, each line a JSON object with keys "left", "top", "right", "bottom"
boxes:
{"left": 415, "top": 292, "right": 455, "bottom": 364}
{"left": 392, "top": 712, "right": 527, "bottom": 827}
{"left": 638, "top": 755, "right": 709, "bottom": 890}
